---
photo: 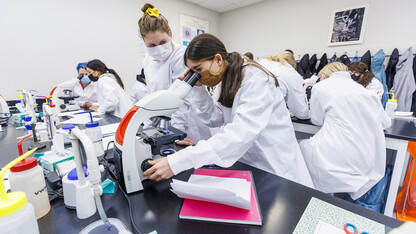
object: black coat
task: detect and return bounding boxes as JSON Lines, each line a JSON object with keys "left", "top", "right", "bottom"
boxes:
{"left": 361, "top": 50, "right": 372, "bottom": 70}
{"left": 338, "top": 54, "right": 351, "bottom": 66}
{"left": 385, "top": 48, "right": 399, "bottom": 90}
{"left": 412, "top": 54, "right": 416, "bottom": 115}
{"left": 316, "top": 53, "right": 328, "bottom": 74}
{"left": 297, "top": 54, "right": 311, "bottom": 79}
{"left": 309, "top": 54, "right": 317, "bottom": 75}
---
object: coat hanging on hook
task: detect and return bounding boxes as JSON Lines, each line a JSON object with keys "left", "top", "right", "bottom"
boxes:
{"left": 385, "top": 48, "right": 399, "bottom": 90}
{"left": 316, "top": 53, "right": 328, "bottom": 74}
{"left": 361, "top": 50, "right": 372, "bottom": 71}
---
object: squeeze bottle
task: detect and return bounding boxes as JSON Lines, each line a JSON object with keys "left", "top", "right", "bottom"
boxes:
{"left": 385, "top": 92, "right": 398, "bottom": 119}
{"left": 0, "top": 148, "right": 40, "bottom": 234}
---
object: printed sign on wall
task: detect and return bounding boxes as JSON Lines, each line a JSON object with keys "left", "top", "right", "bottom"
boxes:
{"left": 180, "top": 13, "right": 209, "bottom": 46}
{"left": 328, "top": 4, "right": 369, "bottom": 46}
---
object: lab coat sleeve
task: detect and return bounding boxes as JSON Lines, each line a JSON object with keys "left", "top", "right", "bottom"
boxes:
{"left": 377, "top": 99, "right": 392, "bottom": 129}
{"left": 192, "top": 86, "right": 224, "bottom": 127}
{"left": 286, "top": 76, "right": 311, "bottom": 119}
{"left": 97, "top": 78, "right": 119, "bottom": 113}
{"left": 169, "top": 51, "right": 191, "bottom": 132}
{"left": 167, "top": 75, "right": 274, "bottom": 175}
{"left": 309, "top": 87, "right": 325, "bottom": 126}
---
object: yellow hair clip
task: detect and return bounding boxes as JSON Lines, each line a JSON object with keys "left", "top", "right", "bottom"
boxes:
{"left": 145, "top": 7, "right": 159, "bottom": 17}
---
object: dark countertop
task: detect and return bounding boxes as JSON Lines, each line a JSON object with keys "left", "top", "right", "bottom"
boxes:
{"left": 0, "top": 114, "right": 403, "bottom": 234}
{"left": 292, "top": 117, "right": 416, "bottom": 142}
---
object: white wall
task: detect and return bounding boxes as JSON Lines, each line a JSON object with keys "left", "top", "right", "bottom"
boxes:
{"left": 0, "top": 0, "right": 219, "bottom": 100}
{"left": 219, "top": 0, "right": 416, "bottom": 61}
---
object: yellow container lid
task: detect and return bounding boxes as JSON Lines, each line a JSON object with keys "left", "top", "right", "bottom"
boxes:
{"left": 387, "top": 92, "right": 397, "bottom": 103}
{"left": 0, "top": 148, "right": 37, "bottom": 218}
{"left": 0, "top": 192, "right": 27, "bottom": 217}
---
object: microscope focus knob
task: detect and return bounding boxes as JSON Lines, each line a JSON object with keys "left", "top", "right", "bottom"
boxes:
{"left": 141, "top": 158, "right": 153, "bottom": 172}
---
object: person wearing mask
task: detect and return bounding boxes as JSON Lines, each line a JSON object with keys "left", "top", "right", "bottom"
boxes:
{"left": 143, "top": 33, "right": 313, "bottom": 188}
{"left": 130, "top": 68, "right": 147, "bottom": 104}
{"left": 260, "top": 51, "right": 310, "bottom": 119}
{"left": 348, "top": 62, "right": 384, "bottom": 100}
{"left": 73, "top": 62, "right": 98, "bottom": 109}
{"left": 86, "top": 59, "right": 132, "bottom": 118}
{"left": 243, "top": 52, "right": 253, "bottom": 60}
{"left": 138, "top": 3, "right": 211, "bottom": 146}
{"left": 299, "top": 62, "right": 391, "bottom": 200}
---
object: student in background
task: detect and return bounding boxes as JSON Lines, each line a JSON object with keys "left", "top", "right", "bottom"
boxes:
{"left": 299, "top": 62, "right": 391, "bottom": 200}
{"left": 348, "top": 61, "right": 384, "bottom": 100}
{"left": 243, "top": 52, "right": 253, "bottom": 60}
{"left": 130, "top": 68, "right": 147, "bottom": 104}
{"left": 86, "top": 59, "right": 132, "bottom": 118}
{"left": 282, "top": 50, "right": 297, "bottom": 69}
{"left": 138, "top": 3, "right": 211, "bottom": 145}
{"left": 73, "top": 62, "right": 98, "bottom": 109}
{"left": 143, "top": 33, "right": 313, "bottom": 188}
{"left": 259, "top": 52, "right": 310, "bottom": 119}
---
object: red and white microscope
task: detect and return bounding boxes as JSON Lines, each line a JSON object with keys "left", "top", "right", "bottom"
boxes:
{"left": 114, "top": 70, "right": 201, "bottom": 194}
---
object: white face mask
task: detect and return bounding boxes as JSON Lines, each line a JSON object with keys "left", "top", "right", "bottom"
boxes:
{"left": 147, "top": 42, "right": 173, "bottom": 62}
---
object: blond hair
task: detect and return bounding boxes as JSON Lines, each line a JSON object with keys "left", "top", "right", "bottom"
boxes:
{"left": 266, "top": 51, "right": 296, "bottom": 69}
{"left": 138, "top": 3, "right": 171, "bottom": 38}
{"left": 318, "top": 62, "right": 348, "bottom": 80}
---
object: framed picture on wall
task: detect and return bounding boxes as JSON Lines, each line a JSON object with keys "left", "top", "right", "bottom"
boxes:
{"left": 327, "top": 4, "right": 369, "bottom": 46}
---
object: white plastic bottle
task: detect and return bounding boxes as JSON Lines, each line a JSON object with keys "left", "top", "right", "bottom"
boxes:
{"left": 85, "top": 112, "right": 104, "bottom": 157}
{"left": 385, "top": 92, "right": 398, "bottom": 119}
{"left": 0, "top": 148, "right": 39, "bottom": 234}
{"left": 8, "top": 157, "right": 51, "bottom": 219}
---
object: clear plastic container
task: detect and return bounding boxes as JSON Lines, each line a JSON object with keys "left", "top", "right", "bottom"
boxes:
{"left": 0, "top": 202, "right": 39, "bottom": 234}
{"left": 386, "top": 92, "right": 398, "bottom": 119}
{"left": 0, "top": 148, "right": 40, "bottom": 234}
{"left": 9, "top": 157, "right": 51, "bottom": 219}
{"left": 85, "top": 122, "right": 104, "bottom": 157}
{"left": 79, "top": 218, "right": 131, "bottom": 234}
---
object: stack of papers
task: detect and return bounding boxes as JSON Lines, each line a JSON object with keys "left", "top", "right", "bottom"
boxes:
{"left": 171, "top": 174, "right": 251, "bottom": 210}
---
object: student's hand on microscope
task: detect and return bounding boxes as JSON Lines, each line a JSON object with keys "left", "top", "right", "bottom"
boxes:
{"left": 143, "top": 157, "right": 174, "bottom": 181}
{"left": 176, "top": 137, "right": 195, "bottom": 146}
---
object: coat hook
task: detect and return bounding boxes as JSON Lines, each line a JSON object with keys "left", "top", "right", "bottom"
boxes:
{"left": 355, "top": 50, "right": 358, "bottom": 56}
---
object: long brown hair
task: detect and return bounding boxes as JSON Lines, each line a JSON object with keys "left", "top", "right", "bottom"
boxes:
{"left": 184, "top": 33, "right": 278, "bottom": 108}
{"left": 138, "top": 3, "right": 171, "bottom": 38}
{"left": 86, "top": 59, "right": 125, "bottom": 89}
{"left": 348, "top": 61, "right": 375, "bottom": 87}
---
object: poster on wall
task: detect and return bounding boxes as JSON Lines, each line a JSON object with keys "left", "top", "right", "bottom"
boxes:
{"left": 180, "top": 13, "right": 209, "bottom": 46}
{"left": 327, "top": 4, "right": 369, "bottom": 46}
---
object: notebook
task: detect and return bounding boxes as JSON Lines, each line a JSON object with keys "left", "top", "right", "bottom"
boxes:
{"left": 178, "top": 168, "right": 262, "bottom": 225}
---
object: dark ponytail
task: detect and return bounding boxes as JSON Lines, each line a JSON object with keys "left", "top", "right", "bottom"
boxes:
{"left": 86, "top": 59, "right": 125, "bottom": 90}
{"left": 185, "top": 33, "right": 277, "bottom": 108}
{"left": 107, "top": 68, "right": 124, "bottom": 90}
{"left": 348, "top": 61, "right": 375, "bottom": 88}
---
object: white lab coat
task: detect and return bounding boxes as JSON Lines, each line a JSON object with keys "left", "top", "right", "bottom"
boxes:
{"left": 259, "top": 59, "right": 310, "bottom": 119}
{"left": 366, "top": 77, "right": 384, "bottom": 100}
{"left": 299, "top": 71, "right": 391, "bottom": 199}
{"left": 167, "top": 65, "right": 314, "bottom": 187}
{"left": 143, "top": 42, "right": 211, "bottom": 142}
{"left": 96, "top": 73, "right": 132, "bottom": 118}
{"left": 130, "top": 81, "right": 147, "bottom": 104}
{"left": 73, "top": 81, "right": 98, "bottom": 106}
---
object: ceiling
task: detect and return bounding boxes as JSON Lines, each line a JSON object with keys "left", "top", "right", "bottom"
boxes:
{"left": 184, "top": 0, "right": 264, "bottom": 13}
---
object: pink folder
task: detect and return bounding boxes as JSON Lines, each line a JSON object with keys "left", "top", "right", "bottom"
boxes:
{"left": 179, "top": 168, "right": 262, "bottom": 225}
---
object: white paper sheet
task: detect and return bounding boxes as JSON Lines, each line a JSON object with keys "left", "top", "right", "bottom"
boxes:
{"left": 60, "top": 116, "right": 102, "bottom": 125}
{"left": 100, "top": 123, "right": 119, "bottom": 136}
{"left": 314, "top": 221, "right": 344, "bottom": 234}
{"left": 58, "top": 110, "right": 103, "bottom": 118}
{"left": 170, "top": 175, "right": 251, "bottom": 210}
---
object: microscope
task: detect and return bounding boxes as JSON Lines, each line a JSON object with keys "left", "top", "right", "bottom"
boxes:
{"left": 0, "top": 94, "right": 10, "bottom": 125}
{"left": 114, "top": 70, "right": 201, "bottom": 194}
{"left": 50, "top": 78, "right": 80, "bottom": 113}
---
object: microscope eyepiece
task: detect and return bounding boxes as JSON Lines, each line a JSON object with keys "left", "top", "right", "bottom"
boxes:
{"left": 182, "top": 70, "right": 201, "bottom": 87}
